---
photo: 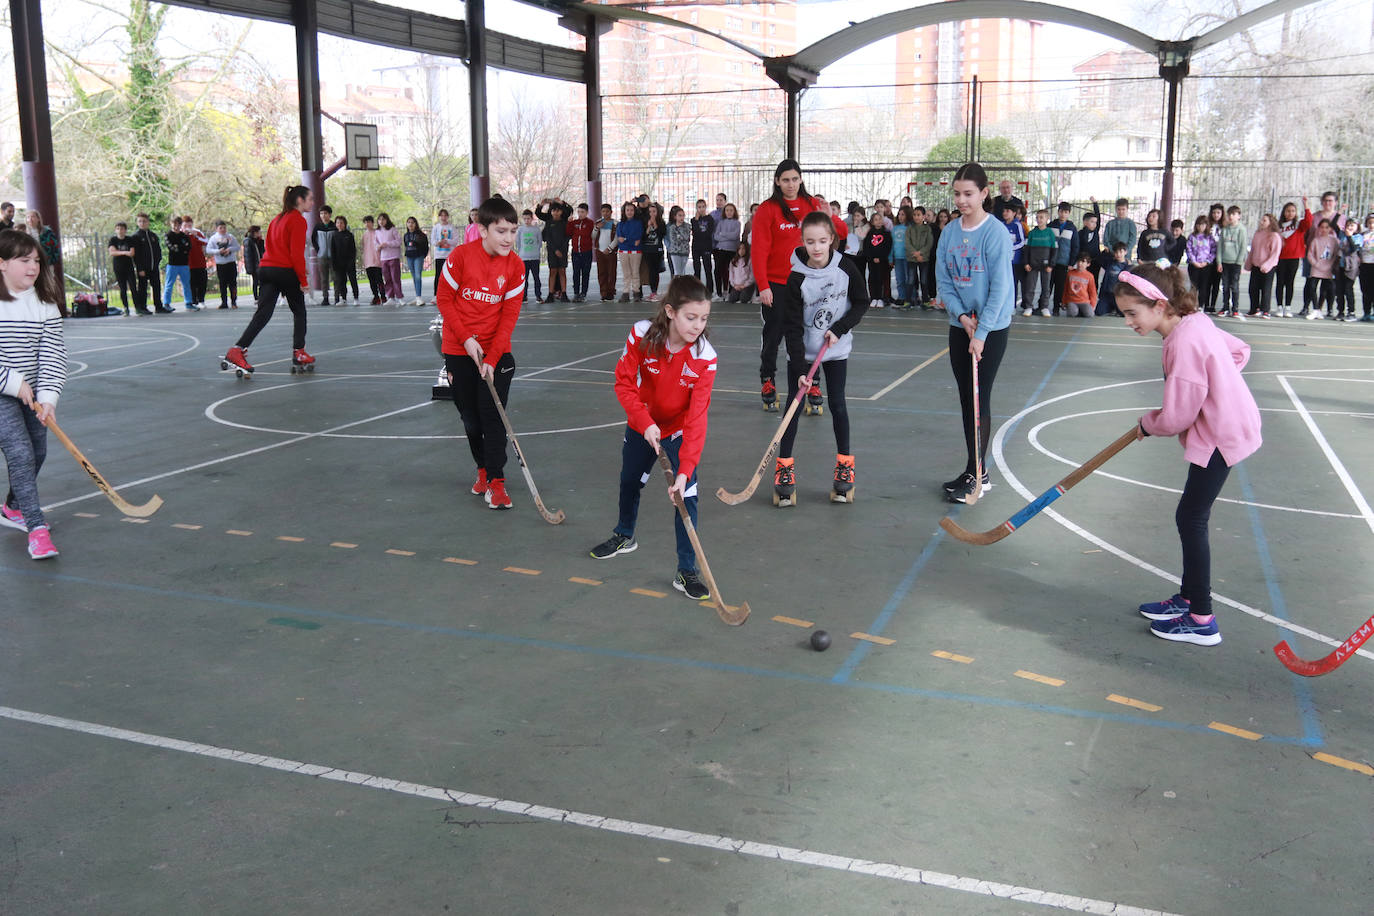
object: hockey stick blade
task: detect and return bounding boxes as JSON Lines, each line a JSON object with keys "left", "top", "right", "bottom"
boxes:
{"left": 717, "top": 342, "right": 829, "bottom": 505}
{"left": 658, "top": 449, "right": 749, "bottom": 625}
{"left": 484, "top": 374, "right": 565, "bottom": 525}
{"left": 941, "top": 425, "right": 1138, "bottom": 546}
{"left": 47, "top": 419, "right": 164, "bottom": 517}
{"left": 1274, "top": 613, "right": 1374, "bottom": 677}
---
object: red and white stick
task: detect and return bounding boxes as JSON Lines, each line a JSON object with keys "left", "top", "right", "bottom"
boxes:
{"left": 1274, "top": 614, "right": 1374, "bottom": 677}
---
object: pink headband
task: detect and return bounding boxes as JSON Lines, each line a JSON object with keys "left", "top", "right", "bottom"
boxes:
{"left": 1117, "top": 271, "right": 1168, "bottom": 303}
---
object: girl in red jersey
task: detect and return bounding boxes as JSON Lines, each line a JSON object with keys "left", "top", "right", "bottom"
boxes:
{"left": 224, "top": 185, "right": 314, "bottom": 374}
{"left": 749, "top": 158, "right": 847, "bottom": 411}
{"left": 589, "top": 275, "right": 717, "bottom": 601}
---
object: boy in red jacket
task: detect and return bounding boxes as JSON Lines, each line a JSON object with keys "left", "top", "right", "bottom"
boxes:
{"left": 435, "top": 197, "right": 526, "bottom": 509}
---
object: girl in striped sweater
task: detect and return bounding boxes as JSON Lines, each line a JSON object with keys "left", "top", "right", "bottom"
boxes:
{"left": 0, "top": 229, "right": 68, "bottom": 559}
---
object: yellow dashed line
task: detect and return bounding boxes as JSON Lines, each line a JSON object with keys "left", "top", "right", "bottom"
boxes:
{"left": 443, "top": 556, "right": 477, "bottom": 565}
{"left": 772, "top": 615, "right": 815, "bottom": 628}
{"left": 931, "top": 650, "right": 973, "bottom": 664}
{"left": 1107, "top": 694, "right": 1162, "bottom": 712}
{"left": 121, "top": 517, "right": 150, "bottom": 524}
{"left": 631, "top": 587, "right": 666, "bottom": 598}
{"left": 276, "top": 536, "right": 306, "bottom": 543}
{"left": 852, "top": 632, "right": 896, "bottom": 646}
{"left": 386, "top": 549, "right": 416, "bottom": 557}
{"left": 226, "top": 529, "right": 253, "bottom": 537}
{"left": 172, "top": 523, "right": 202, "bottom": 531}
{"left": 569, "top": 576, "right": 602, "bottom": 586}
{"left": 1312, "top": 752, "right": 1374, "bottom": 776}
{"left": 1208, "top": 721, "right": 1262, "bottom": 741}
{"left": 74, "top": 512, "right": 99, "bottom": 519}
{"left": 331, "top": 542, "right": 358, "bottom": 549}
{"left": 1015, "top": 670, "right": 1065, "bottom": 687}
{"left": 504, "top": 566, "right": 540, "bottom": 576}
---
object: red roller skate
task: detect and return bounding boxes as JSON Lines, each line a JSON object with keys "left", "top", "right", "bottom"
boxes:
{"left": 220, "top": 346, "right": 253, "bottom": 378}
{"left": 291, "top": 348, "right": 316, "bottom": 374}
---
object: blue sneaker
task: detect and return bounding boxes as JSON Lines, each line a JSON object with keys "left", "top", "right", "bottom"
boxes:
{"left": 1139, "top": 593, "right": 1190, "bottom": 621}
{"left": 1150, "top": 613, "right": 1221, "bottom": 646}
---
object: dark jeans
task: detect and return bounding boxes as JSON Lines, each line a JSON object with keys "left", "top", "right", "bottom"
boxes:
{"left": 444, "top": 350, "right": 515, "bottom": 481}
{"left": 949, "top": 325, "right": 1008, "bottom": 476}
{"left": 113, "top": 264, "right": 136, "bottom": 311}
{"left": 215, "top": 262, "right": 239, "bottom": 307}
{"left": 693, "top": 251, "right": 714, "bottom": 295}
{"left": 614, "top": 427, "right": 697, "bottom": 574}
{"left": 780, "top": 358, "right": 850, "bottom": 459}
{"left": 758, "top": 282, "right": 786, "bottom": 382}
{"left": 134, "top": 267, "right": 162, "bottom": 311}
{"left": 237, "top": 265, "right": 307, "bottom": 350}
{"left": 643, "top": 249, "right": 664, "bottom": 295}
{"left": 365, "top": 266, "right": 383, "bottom": 299}
{"left": 571, "top": 251, "right": 593, "bottom": 298}
{"left": 1219, "top": 263, "right": 1241, "bottom": 312}
{"left": 1246, "top": 267, "right": 1273, "bottom": 314}
{"left": 1187, "top": 264, "right": 1212, "bottom": 311}
{"left": 190, "top": 266, "right": 208, "bottom": 305}
{"left": 1305, "top": 277, "right": 1333, "bottom": 312}
{"left": 523, "top": 259, "right": 542, "bottom": 299}
{"left": 1051, "top": 263, "right": 1070, "bottom": 309}
{"left": 1275, "top": 258, "right": 1300, "bottom": 308}
{"left": 712, "top": 250, "right": 733, "bottom": 298}
{"left": 1022, "top": 266, "right": 1051, "bottom": 311}
{"left": 867, "top": 262, "right": 890, "bottom": 302}
{"left": 1335, "top": 272, "right": 1355, "bottom": 315}
{"left": 1206, "top": 261, "right": 1221, "bottom": 310}
{"left": 1176, "top": 449, "right": 1231, "bottom": 616}
{"left": 332, "top": 263, "right": 359, "bottom": 301}
{"left": 1362, "top": 263, "right": 1374, "bottom": 316}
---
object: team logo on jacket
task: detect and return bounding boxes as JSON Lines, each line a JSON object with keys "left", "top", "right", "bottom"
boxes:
{"left": 681, "top": 364, "right": 699, "bottom": 379}
{"left": 811, "top": 309, "right": 834, "bottom": 331}
{"left": 497, "top": 275, "right": 506, "bottom": 289}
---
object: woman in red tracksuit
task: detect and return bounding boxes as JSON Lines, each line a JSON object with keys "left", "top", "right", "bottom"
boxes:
{"left": 749, "top": 158, "right": 847, "bottom": 411}
{"left": 588, "top": 275, "right": 717, "bottom": 601}
{"left": 224, "top": 185, "right": 315, "bottom": 374}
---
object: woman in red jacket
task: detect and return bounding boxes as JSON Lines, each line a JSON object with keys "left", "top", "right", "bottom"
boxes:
{"left": 749, "top": 158, "right": 846, "bottom": 410}
{"left": 1274, "top": 197, "right": 1311, "bottom": 318}
{"left": 224, "top": 185, "right": 314, "bottom": 375}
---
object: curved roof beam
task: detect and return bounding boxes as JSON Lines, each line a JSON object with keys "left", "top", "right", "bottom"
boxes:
{"left": 792, "top": 1, "right": 1158, "bottom": 73}
{"left": 563, "top": 1, "right": 767, "bottom": 60}
{"left": 1189, "top": 0, "right": 1326, "bottom": 52}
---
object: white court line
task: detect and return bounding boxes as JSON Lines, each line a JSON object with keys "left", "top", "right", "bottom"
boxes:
{"left": 867, "top": 347, "right": 948, "bottom": 400}
{"left": 67, "top": 329, "right": 202, "bottom": 379}
{"left": 0, "top": 704, "right": 1179, "bottom": 916}
{"left": 1276, "top": 376, "right": 1374, "bottom": 386}
{"left": 67, "top": 338, "right": 179, "bottom": 356}
{"left": 1026, "top": 409, "right": 1362, "bottom": 520}
{"left": 989, "top": 375, "right": 1374, "bottom": 664}
{"left": 516, "top": 348, "right": 621, "bottom": 380}
{"left": 1277, "top": 375, "right": 1374, "bottom": 539}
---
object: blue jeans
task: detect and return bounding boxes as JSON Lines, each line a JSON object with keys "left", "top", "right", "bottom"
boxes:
{"left": 407, "top": 256, "right": 425, "bottom": 297}
{"left": 163, "top": 264, "right": 191, "bottom": 307}
{"left": 892, "top": 259, "right": 909, "bottom": 301}
{"left": 615, "top": 428, "right": 697, "bottom": 573}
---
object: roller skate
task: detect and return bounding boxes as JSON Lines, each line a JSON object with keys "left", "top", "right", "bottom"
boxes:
{"left": 772, "top": 457, "right": 796, "bottom": 507}
{"left": 290, "top": 348, "right": 316, "bottom": 374}
{"left": 830, "top": 454, "right": 855, "bottom": 503}
{"left": 804, "top": 382, "right": 824, "bottom": 416}
{"left": 761, "top": 378, "right": 779, "bottom": 412}
{"left": 220, "top": 346, "right": 253, "bottom": 379}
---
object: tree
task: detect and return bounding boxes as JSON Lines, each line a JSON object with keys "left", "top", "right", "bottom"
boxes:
{"left": 402, "top": 76, "right": 471, "bottom": 218}
{"left": 325, "top": 166, "right": 419, "bottom": 225}
{"left": 922, "top": 134, "right": 1024, "bottom": 171}
{"left": 489, "top": 87, "right": 581, "bottom": 208}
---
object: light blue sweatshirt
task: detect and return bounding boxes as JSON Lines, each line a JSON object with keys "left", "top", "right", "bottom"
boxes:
{"left": 935, "top": 212, "right": 1014, "bottom": 340}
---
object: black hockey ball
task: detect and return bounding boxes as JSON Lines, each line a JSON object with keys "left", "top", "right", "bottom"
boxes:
{"left": 810, "top": 630, "right": 831, "bottom": 651}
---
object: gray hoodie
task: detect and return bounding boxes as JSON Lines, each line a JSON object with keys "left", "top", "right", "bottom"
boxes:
{"left": 780, "top": 247, "right": 869, "bottom": 364}
{"left": 205, "top": 231, "right": 240, "bottom": 266}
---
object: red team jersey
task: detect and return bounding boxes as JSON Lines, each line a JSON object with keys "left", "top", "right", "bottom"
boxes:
{"left": 750, "top": 196, "right": 849, "bottom": 290}
{"left": 614, "top": 319, "right": 718, "bottom": 480}
{"left": 259, "top": 210, "right": 309, "bottom": 287}
{"left": 436, "top": 239, "right": 526, "bottom": 368}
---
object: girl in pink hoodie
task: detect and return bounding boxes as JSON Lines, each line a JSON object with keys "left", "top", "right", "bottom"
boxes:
{"left": 1243, "top": 213, "right": 1281, "bottom": 318}
{"left": 1118, "top": 263, "right": 1261, "bottom": 647}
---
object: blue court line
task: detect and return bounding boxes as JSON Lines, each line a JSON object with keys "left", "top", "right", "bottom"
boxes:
{"left": 1, "top": 563, "right": 1309, "bottom": 745}
{"left": 829, "top": 325, "right": 1090, "bottom": 685}
{"left": 1235, "top": 464, "right": 1325, "bottom": 747}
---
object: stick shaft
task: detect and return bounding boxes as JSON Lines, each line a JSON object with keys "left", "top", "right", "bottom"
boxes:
{"left": 656, "top": 449, "right": 748, "bottom": 625}
{"left": 47, "top": 419, "right": 163, "bottom": 517}
{"left": 968, "top": 350, "right": 982, "bottom": 505}
{"left": 483, "top": 373, "right": 565, "bottom": 524}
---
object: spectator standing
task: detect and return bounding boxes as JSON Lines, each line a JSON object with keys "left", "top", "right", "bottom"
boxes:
{"left": 537, "top": 197, "right": 571, "bottom": 302}
{"left": 330, "top": 216, "right": 359, "bottom": 304}
{"left": 1304, "top": 219, "right": 1338, "bottom": 319}
{"left": 360, "top": 216, "right": 383, "bottom": 305}
{"left": 1078, "top": 199, "right": 1103, "bottom": 284}
{"left": 690, "top": 199, "right": 716, "bottom": 296}
{"left": 108, "top": 221, "right": 137, "bottom": 315}
{"left": 594, "top": 203, "right": 617, "bottom": 301}
{"left": 1216, "top": 206, "right": 1248, "bottom": 318}
{"left": 615, "top": 202, "right": 644, "bottom": 302}
{"left": 403, "top": 216, "right": 430, "bottom": 304}
{"left": 311, "top": 205, "right": 336, "bottom": 305}
{"left": 711, "top": 203, "right": 741, "bottom": 298}
{"left": 516, "top": 210, "right": 544, "bottom": 302}
{"left": 1185, "top": 217, "right": 1216, "bottom": 313}
{"left": 1102, "top": 199, "right": 1138, "bottom": 267}
{"left": 907, "top": 206, "right": 934, "bottom": 308}
{"left": 1275, "top": 199, "right": 1311, "bottom": 318}
{"left": 1359, "top": 213, "right": 1374, "bottom": 321}
{"left": 992, "top": 179, "right": 1024, "bottom": 216}
{"left": 375, "top": 212, "right": 403, "bottom": 303}
{"left": 1165, "top": 219, "right": 1187, "bottom": 267}
{"left": 23, "top": 211, "right": 61, "bottom": 289}
{"left": 641, "top": 204, "right": 667, "bottom": 301}
{"left": 243, "top": 225, "right": 265, "bottom": 303}
{"left": 463, "top": 208, "right": 481, "bottom": 244}
{"left": 1000, "top": 202, "right": 1025, "bottom": 310}
{"left": 163, "top": 217, "right": 195, "bottom": 311}
{"left": 204, "top": 221, "right": 241, "bottom": 309}
{"left": 1244, "top": 214, "right": 1281, "bottom": 318}
{"left": 1136, "top": 209, "right": 1167, "bottom": 265}
{"left": 1049, "top": 202, "right": 1079, "bottom": 314}
{"left": 131, "top": 213, "right": 165, "bottom": 314}
{"left": 890, "top": 206, "right": 909, "bottom": 307}
{"left": 184, "top": 216, "right": 208, "bottom": 308}
{"left": 430, "top": 209, "right": 459, "bottom": 284}
{"left": 666, "top": 206, "right": 691, "bottom": 280}
{"left": 0, "top": 201, "right": 14, "bottom": 231}
{"left": 860, "top": 213, "right": 892, "bottom": 308}
{"left": 1023, "top": 209, "right": 1055, "bottom": 316}
{"left": 568, "top": 203, "right": 595, "bottom": 301}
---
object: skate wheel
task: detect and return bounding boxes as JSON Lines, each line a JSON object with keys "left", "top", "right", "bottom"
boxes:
{"left": 220, "top": 360, "right": 229, "bottom": 370}
{"left": 290, "top": 365, "right": 297, "bottom": 374}
{"left": 307, "top": 364, "right": 315, "bottom": 372}
{"left": 235, "top": 368, "right": 244, "bottom": 378}
{"left": 814, "top": 406, "right": 824, "bottom": 416}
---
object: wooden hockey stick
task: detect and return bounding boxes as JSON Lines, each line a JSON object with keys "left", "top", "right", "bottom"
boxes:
{"left": 657, "top": 448, "right": 749, "bottom": 626}
{"left": 940, "top": 425, "right": 1138, "bottom": 546}
{"left": 716, "top": 341, "right": 830, "bottom": 505}
{"left": 47, "top": 419, "right": 163, "bottom": 517}
{"left": 966, "top": 351, "right": 983, "bottom": 506}
{"left": 1274, "top": 614, "right": 1374, "bottom": 677}
{"left": 484, "top": 373, "right": 566, "bottom": 525}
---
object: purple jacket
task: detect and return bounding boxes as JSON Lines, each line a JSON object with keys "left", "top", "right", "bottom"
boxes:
{"left": 1185, "top": 233, "right": 1216, "bottom": 267}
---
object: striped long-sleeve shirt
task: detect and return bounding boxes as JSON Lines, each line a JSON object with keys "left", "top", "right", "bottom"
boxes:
{"left": 0, "top": 286, "right": 67, "bottom": 406}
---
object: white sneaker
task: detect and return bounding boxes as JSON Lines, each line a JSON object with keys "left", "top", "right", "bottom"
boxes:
{"left": 1022, "top": 308, "right": 1032, "bottom": 317}
{"left": 1306, "top": 310, "right": 1319, "bottom": 320}
{"left": 1039, "top": 308, "right": 1051, "bottom": 317}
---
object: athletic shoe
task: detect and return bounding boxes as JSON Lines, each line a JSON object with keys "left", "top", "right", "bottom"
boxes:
{"left": 0, "top": 502, "right": 25, "bottom": 531}
{"left": 945, "top": 471, "right": 989, "bottom": 503}
{"left": 27, "top": 526, "right": 58, "bottom": 560}
{"left": 943, "top": 471, "right": 973, "bottom": 493}
{"left": 1138, "top": 593, "right": 1190, "bottom": 620}
{"left": 470, "top": 468, "right": 488, "bottom": 496}
{"left": 485, "top": 478, "right": 512, "bottom": 510}
{"left": 673, "top": 569, "right": 710, "bottom": 601}
{"left": 1022, "top": 308, "right": 1032, "bottom": 317}
{"left": 647, "top": 292, "right": 658, "bottom": 301}
{"left": 1305, "top": 310, "right": 1319, "bottom": 320}
{"left": 1345, "top": 314, "right": 1359, "bottom": 322}
{"left": 1150, "top": 612, "right": 1221, "bottom": 646}
{"left": 589, "top": 533, "right": 637, "bottom": 559}
{"left": 1039, "top": 308, "right": 1052, "bottom": 317}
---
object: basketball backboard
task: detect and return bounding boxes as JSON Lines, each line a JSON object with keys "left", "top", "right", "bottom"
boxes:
{"left": 344, "top": 122, "right": 380, "bottom": 170}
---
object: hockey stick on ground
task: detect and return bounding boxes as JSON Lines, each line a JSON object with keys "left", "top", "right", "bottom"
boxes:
{"left": 966, "top": 351, "right": 983, "bottom": 506}
{"left": 657, "top": 448, "right": 749, "bottom": 626}
{"left": 716, "top": 341, "right": 830, "bottom": 505}
{"left": 483, "top": 373, "right": 566, "bottom": 525}
{"left": 1274, "top": 613, "right": 1374, "bottom": 677}
{"left": 940, "top": 425, "right": 1138, "bottom": 546}
{"left": 47, "top": 419, "right": 164, "bottom": 517}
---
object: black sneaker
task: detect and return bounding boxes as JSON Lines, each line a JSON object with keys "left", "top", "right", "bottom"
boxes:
{"left": 673, "top": 569, "right": 710, "bottom": 600}
{"left": 946, "top": 472, "right": 990, "bottom": 504}
{"left": 942, "top": 471, "right": 974, "bottom": 493}
{"left": 590, "top": 533, "right": 637, "bottom": 559}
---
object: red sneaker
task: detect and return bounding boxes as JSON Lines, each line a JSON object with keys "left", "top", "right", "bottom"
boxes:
{"left": 470, "top": 468, "right": 488, "bottom": 496}
{"left": 485, "top": 478, "right": 512, "bottom": 510}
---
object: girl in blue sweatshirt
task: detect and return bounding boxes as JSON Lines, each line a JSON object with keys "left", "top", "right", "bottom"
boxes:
{"left": 936, "top": 163, "right": 1013, "bottom": 504}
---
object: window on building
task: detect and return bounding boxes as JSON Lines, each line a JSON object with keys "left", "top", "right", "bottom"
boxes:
{"left": 656, "top": 59, "right": 665, "bottom": 72}
{"left": 655, "top": 37, "right": 664, "bottom": 50}
{"left": 689, "top": 10, "right": 698, "bottom": 23}
{"left": 656, "top": 103, "right": 665, "bottom": 117}
{"left": 751, "top": 21, "right": 760, "bottom": 33}
{"left": 769, "top": 23, "right": 776, "bottom": 36}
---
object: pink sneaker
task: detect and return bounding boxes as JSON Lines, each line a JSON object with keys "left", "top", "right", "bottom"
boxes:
{"left": 28, "top": 525, "right": 58, "bottom": 560}
{"left": 0, "top": 502, "right": 24, "bottom": 531}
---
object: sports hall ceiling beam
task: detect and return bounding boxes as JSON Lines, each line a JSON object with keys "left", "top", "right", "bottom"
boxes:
{"left": 1189, "top": 0, "right": 1328, "bottom": 52}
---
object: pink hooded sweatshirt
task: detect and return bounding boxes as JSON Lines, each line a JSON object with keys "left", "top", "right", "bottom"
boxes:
{"left": 1244, "top": 228, "right": 1281, "bottom": 273}
{"left": 1140, "top": 312, "right": 1261, "bottom": 467}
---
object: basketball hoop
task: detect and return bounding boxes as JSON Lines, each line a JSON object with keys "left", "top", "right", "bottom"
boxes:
{"left": 344, "top": 122, "right": 380, "bottom": 171}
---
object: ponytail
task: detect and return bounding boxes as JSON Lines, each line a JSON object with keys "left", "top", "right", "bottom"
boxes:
{"left": 281, "top": 185, "right": 310, "bottom": 216}
{"left": 640, "top": 275, "right": 710, "bottom": 355}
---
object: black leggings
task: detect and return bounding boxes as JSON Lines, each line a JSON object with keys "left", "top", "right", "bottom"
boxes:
{"left": 333, "top": 264, "right": 359, "bottom": 301}
{"left": 867, "top": 262, "right": 890, "bottom": 302}
{"left": 1176, "top": 449, "right": 1231, "bottom": 616}
{"left": 780, "top": 358, "right": 849, "bottom": 459}
{"left": 1188, "top": 265, "right": 1212, "bottom": 310}
{"left": 237, "top": 265, "right": 307, "bottom": 350}
{"left": 759, "top": 282, "right": 785, "bottom": 382}
{"left": 216, "top": 262, "right": 239, "bottom": 306}
{"left": 1362, "top": 263, "right": 1374, "bottom": 316}
{"left": 1304, "top": 277, "right": 1333, "bottom": 312}
{"left": 444, "top": 351, "right": 514, "bottom": 479}
{"left": 712, "top": 250, "right": 733, "bottom": 297}
{"left": 1275, "top": 258, "right": 1300, "bottom": 308}
{"left": 113, "top": 265, "right": 135, "bottom": 311}
{"left": 1246, "top": 268, "right": 1273, "bottom": 314}
{"left": 693, "top": 251, "right": 714, "bottom": 295}
{"left": 949, "top": 325, "right": 1008, "bottom": 476}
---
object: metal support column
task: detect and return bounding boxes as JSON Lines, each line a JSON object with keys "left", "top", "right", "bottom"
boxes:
{"left": 10, "top": 0, "right": 63, "bottom": 303}
{"left": 467, "top": 0, "right": 491, "bottom": 205}
{"left": 1157, "top": 48, "right": 1191, "bottom": 227}
{"left": 293, "top": 0, "right": 325, "bottom": 297}
{"left": 784, "top": 86, "right": 801, "bottom": 161}
{"left": 764, "top": 59, "right": 817, "bottom": 164}
{"left": 584, "top": 15, "right": 605, "bottom": 215}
